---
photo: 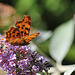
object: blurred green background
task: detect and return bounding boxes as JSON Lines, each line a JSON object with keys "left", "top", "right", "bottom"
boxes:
{"left": 0, "top": 0, "right": 75, "bottom": 71}
{"left": 1, "top": 0, "right": 75, "bottom": 30}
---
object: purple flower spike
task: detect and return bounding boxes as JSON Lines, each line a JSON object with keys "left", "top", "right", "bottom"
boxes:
{"left": 0, "top": 34, "right": 50, "bottom": 75}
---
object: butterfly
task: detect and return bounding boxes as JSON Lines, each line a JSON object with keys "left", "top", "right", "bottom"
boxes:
{"left": 5, "top": 15, "right": 40, "bottom": 46}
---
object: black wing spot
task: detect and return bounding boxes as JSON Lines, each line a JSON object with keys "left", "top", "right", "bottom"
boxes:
{"left": 21, "top": 31, "right": 23, "bottom": 33}
{"left": 10, "top": 33, "right": 11, "bottom": 36}
{"left": 24, "top": 32, "right": 29, "bottom": 35}
{"left": 13, "top": 35, "right": 15, "bottom": 37}
{"left": 24, "top": 32, "right": 26, "bottom": 34}
{"left": 13, "top": 31, "right": 15, "bottom": 33}
{"left": 13, "top": 29, "right": 19, "bottom": 33}
{"left": 17, "top": 33, "right": 20, "bottom": 35}
{"left": 16, "top": 33, "right": 20, "bottom": 36}
{"left": 23, "top": 25, "right": 25, "bottom": 27}
{"left": 9, "top": 33, "right": 11, "bottom": 37}
{"left": 25, "top": 27, "right": 29, "bottom": 30}
{"left": 16, "top": 35, "right": 18, "bottom": 36}
{"left": 25, "top": 21, "right": 27, "bottom": 23}
{"left": 18, "top": 26, "right": 20, "bottom": 28}
{"left": 21, "top": 27, "right": 23, "bottom": 29}
{"left": 29, "top": 22, "right": 31, "bottom": 25}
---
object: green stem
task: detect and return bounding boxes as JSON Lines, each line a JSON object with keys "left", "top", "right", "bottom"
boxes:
{"left": 44, "top": 70, "right": 49, "bottom": 75}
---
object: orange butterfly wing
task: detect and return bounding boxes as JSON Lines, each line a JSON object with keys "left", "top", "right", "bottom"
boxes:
{"left": 9, "top": 33, "right": 40, "bottom": 46}
{"left": 9, "top": 38, "right": 25, "bottom": 46}
{"left": 15, "top": 15, "right": 31, "bottom": 36}
{"left": 5, "top": 26, "right": 20, "bottom": 42}
{"left": 22, "top": 32, "right": 40, "bottom": 43}
{"left": 5, "top": 15, "right": 40, "bottom": 46}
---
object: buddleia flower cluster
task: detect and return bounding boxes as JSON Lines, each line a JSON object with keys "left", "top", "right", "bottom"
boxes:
{"left": 0, "top": 34, "right": 50, "bottom": 75}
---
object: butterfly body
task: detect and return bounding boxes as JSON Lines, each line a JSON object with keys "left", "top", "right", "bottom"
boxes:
{"left": 5, "top": 15, "right": 40, "bottom": 46}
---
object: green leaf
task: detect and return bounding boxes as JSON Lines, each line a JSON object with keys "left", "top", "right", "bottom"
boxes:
{"left": 65, "top": 45, "right": 75, "bottom": 61}
{"left": 49, "top": 20, "right": 74, "bottom": 63}
{"left": 64, "top": 66, "right": 75, "bottom": 75}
